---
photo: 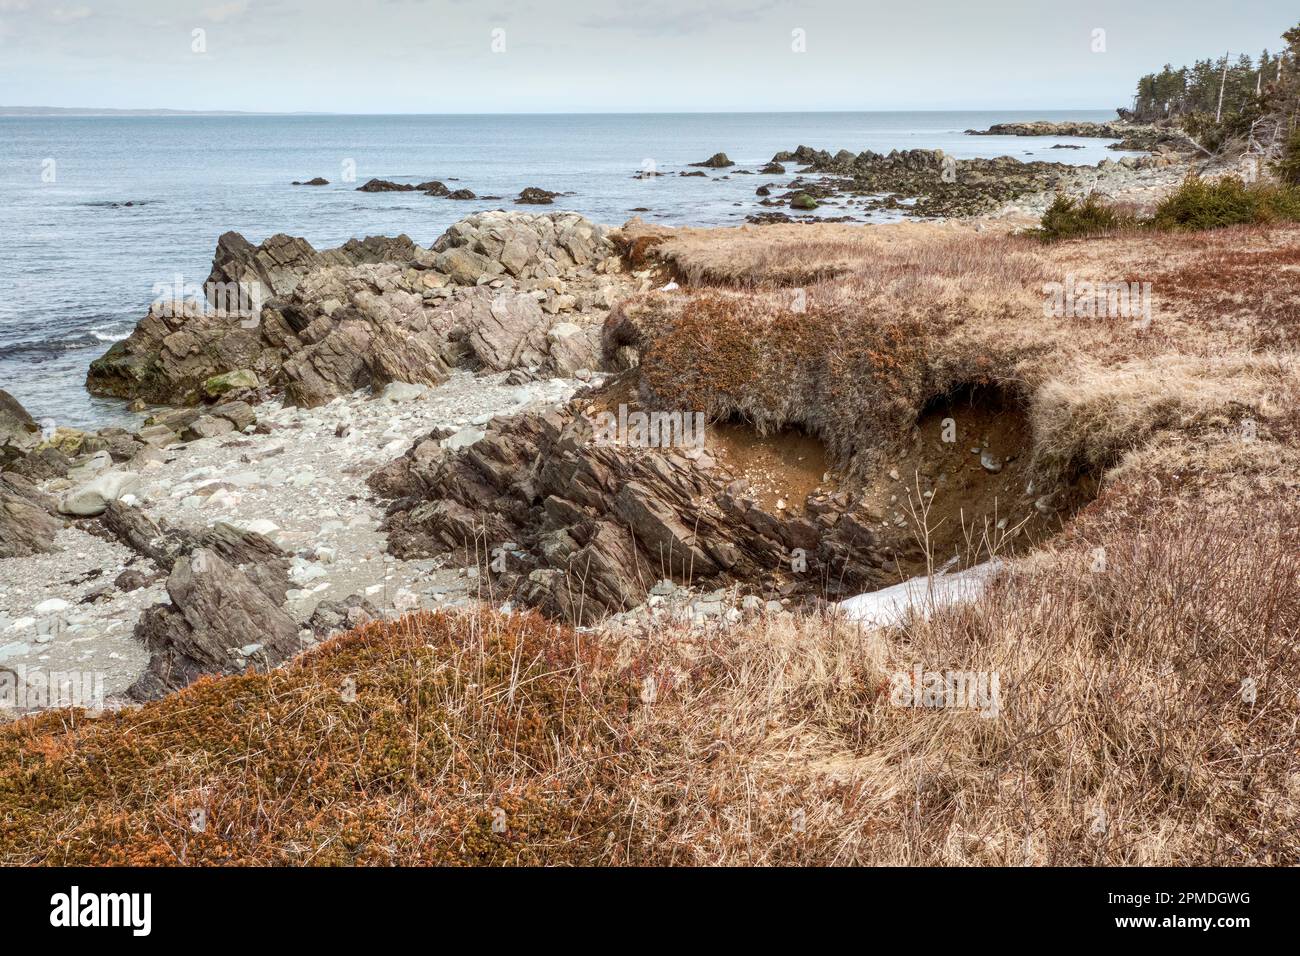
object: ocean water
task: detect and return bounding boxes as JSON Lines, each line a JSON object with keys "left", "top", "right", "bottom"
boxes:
{"left": 0, "top": 110, "right": 1127, "bottom": 429}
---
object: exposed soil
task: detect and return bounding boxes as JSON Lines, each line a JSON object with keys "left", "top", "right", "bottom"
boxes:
{"left": 708, "top": 422, "right": 835, "bottom": 514}
{"left": 861, "top": 384, "right": 1090, "bottom": 574}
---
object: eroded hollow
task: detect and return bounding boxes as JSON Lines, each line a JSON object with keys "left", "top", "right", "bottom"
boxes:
{"left": 858, "top": 382, "right": 1094, "bottom": 578}
{"left": 708, "top": 420, "right": 837, "bottom": 515}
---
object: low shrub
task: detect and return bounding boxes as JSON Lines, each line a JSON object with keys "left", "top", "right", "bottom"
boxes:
{"left": 1037, "top": 175, "right": 1300, "bottom": 241}
{"left": 1036, "top": 193, "right": 1133, "bottom": 241}
{"left": 1152, "top": 175, "right": 1300, "bottom": 230}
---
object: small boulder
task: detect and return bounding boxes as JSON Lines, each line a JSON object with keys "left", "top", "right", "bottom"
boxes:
{"left": 59, "top": 471, "right": 142, "bottom": 517}
{"left": 202, "top": 369, "right": 259, "bottom": 399}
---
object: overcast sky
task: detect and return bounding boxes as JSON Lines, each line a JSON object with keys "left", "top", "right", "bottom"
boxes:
{"left": 0, "top": 0, "right": 1293, "bottom": 112}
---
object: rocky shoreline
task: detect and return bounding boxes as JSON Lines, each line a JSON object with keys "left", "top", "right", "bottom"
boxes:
{"left": 0, "top": 135, "right": 1200, "bottom": 713}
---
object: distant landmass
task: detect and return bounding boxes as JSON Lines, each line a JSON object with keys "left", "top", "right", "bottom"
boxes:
{"left": 0, "top": 106, "right": 325, "bottom": 116}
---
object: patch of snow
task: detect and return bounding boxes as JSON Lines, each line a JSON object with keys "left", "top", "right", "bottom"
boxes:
{"left": 838, "top": 560, "right": 1003, "bottom": 627}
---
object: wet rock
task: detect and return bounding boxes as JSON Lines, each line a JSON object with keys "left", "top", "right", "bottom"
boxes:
{"left": 356, "top": 178, "right": 422, "bottom": 192}
{"left": 292, "top": 177, "right": 329, "bottom": 186}
{"left": 517, "top": 187, "right": 560, "bottom": 205}
{"left": 689, "top": 152, "right": 734, "bottom": 168}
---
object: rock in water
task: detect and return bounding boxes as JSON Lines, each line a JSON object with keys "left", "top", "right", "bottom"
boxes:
{"left": 517, "top": 187, "right": 560, "bottom": 205}
{"left": 689, "top": 152, "right": 735, "bottom": 168}
{"left": 128, "top": 548, "right": 300, "bottom": 701}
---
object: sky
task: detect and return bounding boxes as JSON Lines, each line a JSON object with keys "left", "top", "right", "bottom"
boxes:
{"left": 0, "top": 0, "right": 1294, "bottom": 113}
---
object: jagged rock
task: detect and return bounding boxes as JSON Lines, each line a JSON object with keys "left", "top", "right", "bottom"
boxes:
{"left": 517, "top": 187, "right": 560, "bottom": 204}
{"left": 356, "top": 178, "right": 421, "bottom": 192}
{"left": 86, "top": 214, "right": 617, "bottom": 409}
{"left": 280, "top": 308, "right": 452, "bottom": 408}
{"left": 0, "top": 389, "right": 41, "bottom": 467}
{"left": 100, "top": 501, "right": 192, "bottom": 567}
{"left": 758, "top": 162, "right": 786, "bottom": 174}
{"left": 307, "top": 592, "right": 379, "bottom": 639}
{"left": 209, "top": 400, "right": 257, "bottom": 431}
{"left": 127, "top": 548, "right": 300, "bottom": 701}
{"left": 432, "top": 211, "right": 612, "bottom": 281}
{"left": 453, "top": 289, "right": 552, "bottom": 371}
{"left": 690, "top": 152, "right": 735, "bottom": 168}
{"left": 0, "top": 491, "right": 61, "bottom": 558}
{"left": 8, "top": 445, "right": 69, "bottom": 482}
{"left": 546, "top": 321, "right": 598, "bottom": 376}
{"left": 203, "top": 369, "right": 259, "bottom": 399}
{"left": 114, "top": 568, "right": 156, "bottom": 592}
{"left": 183, "top": 415, "right": 235, "bottom": 441}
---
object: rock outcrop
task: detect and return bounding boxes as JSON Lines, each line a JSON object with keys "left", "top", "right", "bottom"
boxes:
{"left": 517, "top": 187, "right": 560, "bottom": 205}
{"left": 372, "top": 396, "right": 905, "bottom": 624}
{"left": 86, "top": 213, "right": 627, "bottom": 409}
{"left": 0, "top": 389, "right": 41, "bottom": 468}
{"left": 128, "top": 547, "right": 300, "bottom": 701}
{"left": 689, "top": 152, "right": 735, "bottom": 168}
{"left": 0, "top": 474, "right": 62, "bottom": 558}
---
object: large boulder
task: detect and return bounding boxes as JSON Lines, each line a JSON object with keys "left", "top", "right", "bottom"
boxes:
{"left": 0, "top": 491, "right": 61, "bottom": 558}
{"left": 452, "top": 289, "right": 552, "bottom": 372}
{"left": 58, "top": 471, "right": 141, "bottom": 517}
{"left": 128, "top": 547, "right": 300, "bottom": 701}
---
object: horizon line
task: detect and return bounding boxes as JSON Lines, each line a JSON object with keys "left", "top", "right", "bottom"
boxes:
{"left": 0, "top": 106, "right": 1122, "bottom": 117}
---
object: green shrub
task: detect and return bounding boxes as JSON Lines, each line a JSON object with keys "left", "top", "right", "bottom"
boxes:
{"left": 1037, "top": 175, "right": 1300, "bottom": 241}
{"left": 1152, "top": 175, "right": 1300, "bottom": 230}
{"left": 1036, "top": 193, "right": 1131, "bottom": 241}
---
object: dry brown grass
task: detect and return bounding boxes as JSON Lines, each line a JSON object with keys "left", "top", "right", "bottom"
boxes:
{"left": 2, "top": 491, "right": 1294, "bottom": 865}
